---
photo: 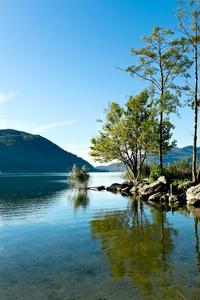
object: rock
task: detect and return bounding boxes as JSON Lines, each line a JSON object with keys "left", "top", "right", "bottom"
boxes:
{"left": 186, "top": 185, "right": 200, "bottom": 206}
{"left": 136, "top": 181, "right": 149, "bottom": 189}
{"left": 186, "top": 184, "right": 200, "bottom": 200}
{"left": 169, "top": 195, "right": 180, "bottom": 203}
{"left": 121, "top": 185, "right": 133, "bottom": 194}
{"left": 129, "top": 186, "right": 138, "bottom": 194}
{"left": 122, "top": 180, "right": 133, "bottom": 186}
{"left": 139, "top": 178, "right": 166, "bottom": 198}
{"left": 157, "top": 176, "right": 167, "bottom": 185}
{"left": 160, "top": 194, "right": 169, "bottom": 203}
{"left": 121, "top": 182, "right": 134, "bottom": 189}
{"left": 129, "top": 181, "right": 149, "bottom": 195}
{"left": 106, "top": 183, "right": 122, "bottom": 192}
{"left": 97, "top": 185, "right": 105, "bottom": 191}
{"left": 148, "top": 192, "right": 163, "bottom": 203}
{"left": 142, "top": 178, "right": 149, "bottom": 183}
{"left": 187, "top": 198, "right": 200, "bottom": 207}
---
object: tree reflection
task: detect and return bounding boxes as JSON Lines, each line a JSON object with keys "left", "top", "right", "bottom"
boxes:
{"left": 90, "top": 200, "right": 178, "bottom": 297}
{"left": 194, "top": 217, "right": 200, "bottom": 274}
{"left": 186, "top": 206, "right": 200, "bottom": 275}
{"left": 69, "top": 190, "right": 89, "bottom": 211}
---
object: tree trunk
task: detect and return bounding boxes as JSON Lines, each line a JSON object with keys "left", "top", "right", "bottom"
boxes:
{"left": 192, "top": 45, "right": 198, "bottom": 182}
{"left": 159, "top": 111, "right": 163, "bottom": 169}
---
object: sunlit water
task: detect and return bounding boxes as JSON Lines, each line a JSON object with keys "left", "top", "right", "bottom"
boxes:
{"left": 0, "top": 172, "right": 200, "bottom": 299}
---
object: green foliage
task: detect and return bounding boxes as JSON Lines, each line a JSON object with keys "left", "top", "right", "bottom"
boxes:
{"left": 122, "top": 163, "right": 150, "bottom": 181}
{"left": 68, "top": 164, "right": 90, "bottom": 189}
{"left": 149, "top": 164, "right": 162, "bottom": 183}
{"left": 172, "top": 178, "right": 192, "bottom": 192}
{"left": 89, "top": 90, "right": 158, "bottom": 182}
{"left": 172, "top": 178, "right": 184, "bottom": 188}
{"left": 163, "top": 159, "right": 192, "bottom": 180}
{"left": 126, "top": 26, "right": 192, "bottom": 167}
{"left": 175, "top": 0, "right": 200, "bottom": 181}
{"left": 122, "top": 170, "right": 131, "bottom": 181}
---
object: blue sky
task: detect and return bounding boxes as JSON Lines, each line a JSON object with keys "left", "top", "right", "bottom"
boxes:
{"left": 0, "top": 0, "right": 196, "bottom": 166}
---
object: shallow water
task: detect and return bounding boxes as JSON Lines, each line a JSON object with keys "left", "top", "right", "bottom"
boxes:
{"left": 0, "top": 172, "right": 200, "bottom": 299}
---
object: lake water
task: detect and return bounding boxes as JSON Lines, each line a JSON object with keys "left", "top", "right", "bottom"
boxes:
{"left": 0, "top": 172, "right": 200, "bottom": 299}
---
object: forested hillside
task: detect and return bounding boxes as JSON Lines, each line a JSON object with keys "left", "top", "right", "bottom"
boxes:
{"left": 0, "top": 129, "right": 94, "bottom": 173}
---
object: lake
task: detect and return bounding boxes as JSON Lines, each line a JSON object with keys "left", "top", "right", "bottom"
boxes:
{"left": 0, "top": 172, "right": 200, "bottom": 299}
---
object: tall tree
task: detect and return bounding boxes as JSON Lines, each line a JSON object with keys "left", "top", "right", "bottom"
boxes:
{"left": 89, "top": 90, "right": 173, "bottom": 182}
{"left": 126, "top": 26, "right": 192, "bottom": 169}
{"left": 175, "top": 0, "right": 200, "bottom": 182}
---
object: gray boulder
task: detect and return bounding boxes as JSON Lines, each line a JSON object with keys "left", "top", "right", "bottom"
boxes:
{"left": 186, "top": 185, "right": 200, "bottom": 206}
{"left": 139, "top": 176, "right": 167, "bottom": 198}
{"left": 129, "top": 185, "right": 138, "bottom": 195}
{"left": 158, "top": 176, "right": 167, "bottom": 185}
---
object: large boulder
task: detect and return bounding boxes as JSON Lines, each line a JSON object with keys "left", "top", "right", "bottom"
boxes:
{"left": 138, "top": 176, "right": 167, "bottom": 199}
{"left": 186, "top": 185, "right": 200, "bottom": 206}
{"left": 148, "top": 192, "right": 163, "bottom": 203}
{"left": 129, "top": 181, "right": 149, "bottom": 195}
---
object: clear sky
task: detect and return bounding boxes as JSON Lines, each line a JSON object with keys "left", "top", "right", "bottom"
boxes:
{"left": 0, "top": 0, "right": 197, "bottom": 166}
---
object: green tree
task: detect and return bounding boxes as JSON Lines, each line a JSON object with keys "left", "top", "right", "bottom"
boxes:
{"left": 90, "top": 90, "right": 171, "bottom": 182}
{"left": 126, "top": 26, "right": 192, "bottom": 169}
{"left": 175, "top": 0, "right": 200, "bottom": 182}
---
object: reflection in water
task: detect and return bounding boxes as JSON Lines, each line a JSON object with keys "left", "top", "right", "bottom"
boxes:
{"left": 194, "top": 218, "right": 200, "bottom": 274}
{"left": 187, "top": 206, "right": 200, "bottom": 276}
{"left": 90, "top": 199, "right": 179, "bottom": 298}
{"left": 68, "top": 190, "right": 89, "bottom": 211}
{"left": 1, "top": 173, "right": 200, "bottom": 299}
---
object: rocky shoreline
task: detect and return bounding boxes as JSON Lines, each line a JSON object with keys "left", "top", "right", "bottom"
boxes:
{"left": 94, "top": 176, "right": 200, "bottom": 207}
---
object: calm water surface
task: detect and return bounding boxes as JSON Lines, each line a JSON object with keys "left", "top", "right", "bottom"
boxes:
{"left": 0, "top": 172, "right": 200, "bottom": 299}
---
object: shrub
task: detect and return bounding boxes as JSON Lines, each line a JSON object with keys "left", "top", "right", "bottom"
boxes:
{"left": 68, "top": 164, "right": 90, "bottom": 189}
{"left": 149, "top": 163, "right": 162, "bottom": 183}
{"left": 163, "top": 159, "right": 192, "bottom": 180}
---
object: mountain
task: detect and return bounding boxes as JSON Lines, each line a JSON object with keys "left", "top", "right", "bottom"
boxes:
{"left": 147, "top": 146, "right": 200, "bottom": 164}
{"left": 96, "top": 146, "right": 200, "bottom": 172}
{"left": 0, "top": 129, "right": 95, "bottom": 173}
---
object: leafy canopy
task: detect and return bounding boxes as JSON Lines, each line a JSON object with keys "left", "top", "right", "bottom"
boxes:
{"left": 90, "top": 90, "right": 159, "bottom": 182}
